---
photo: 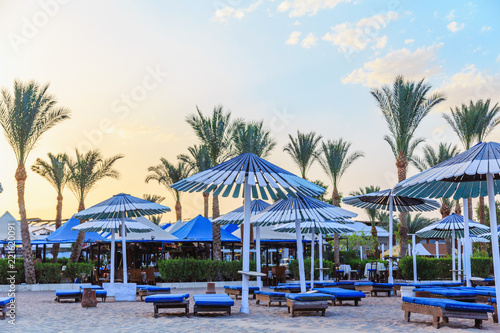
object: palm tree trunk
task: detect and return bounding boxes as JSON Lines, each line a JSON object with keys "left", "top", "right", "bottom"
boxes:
{"left": 478, "top": 196, "right": 487, "bottom": 252}
{"left": 16, "top": 163, "right": 36, "bottom": 284}
{"left": 440, "top": 201, "right": 452, "bottom": 255}
{"left": 212, "top": 194, "right": 222, "bottom": 260}
{"left": 371, "top": 224, "right": 379, "bottom": 258}
{"left": 175, "top": 201, "right": 182, "bottom": 221}
{"left": 454, "top": 201, "right": 461, "bottom": 215}
{"left": 467, "top": 198, "right": 473, "bottom": 220}
{"left": 52, "top": 194, "right": 63, "bottom": 263}
{"left": 332, "top": 187, "right": 340, "bottom": 265}
{"left": 69, "top": 201, "right": 86, "bottom": 263}
{"left": 203, "top": 193, "right": 209, "bottom": 218}
{"left": 396, "top": 151, "right": 408, "bottom": 258}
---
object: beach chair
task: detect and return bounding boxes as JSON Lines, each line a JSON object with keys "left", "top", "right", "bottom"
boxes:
{"left": 193, "top": 294, "right": 234, "bottom": 316}
{"left": 402, "top": 296, "right": 494, "bottom": 329}
{"left": 255, "top": 291, "right": 287, "bottom": 307}
{"left": 285, "top": 293, "right": 335, "bottom": 317}
{"left": 0, "top": 297, "right": 14, "bottom": 320}
{"left": 368, "top": 262, "right": 378, "bottom": 282}
{"left": 413, "top": 288, "right": 477, "bottom": 303}
{"left": 139, "top": 286, "right": 171, "bottom": 301}
{"left": 354, "top": 282, "right": 393, "bottom": 297}
{"left": 55, "top": 290, "right": 82, "bottom": 303}
{"left": 224, "top": 285, "right": 259, "bottom": 299}
{"left": 129, "top": 268, "right": 142, "bottom": 284}
{"left": 312, "top": 287, "right": 366, "bottom": 306}
{"left": 272, "top": 266, "right": 287, "bottom": 285}
{"left": 488, "top": 298, "right": 498, "bottom": 324}
{"left": 261, "top": 266, "right": 269, "bottom": 286}
{"left": 145, "top": 267, "right": 156, "bottom": 285}
{"left": 144, "top": 293, "right": 190, "bottom": 318}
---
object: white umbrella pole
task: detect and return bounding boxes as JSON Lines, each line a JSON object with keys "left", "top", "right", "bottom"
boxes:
{"left": 310, "top": 226, "right": 315, "bottom": 288}
{"left": 381, "top": 243, "right": 384, "bottom": 260}
{"left": 435, "top": 241, "right": 439, "bottom": 258}
{"left": 463, "top": 198, "right": 471, "bottom": 287}
{"left": 457, "top": 237, "right": 462, "bottom": 280}
{"left": 359, "top": 246, "right": 363, "bottom": 260}
{"left": 256, "top": 225, "right": 262, "bottom": 289}
{"left": 486, "top": 173, "right": 500, "bottom": 305}
{"left": 240, "top": 179, "right": 251, "bottom": 314}
{"left": 412, "top": 234, "right": 417, "bottom": 283}
{"left": 388, "top": 194, "right": 394, "bottom": 284}
{"left": 452, "top": 227, "right": 456, "bottom": 282}
{"left": 110, "top": 229, "right": 115, "bottom": 284}
{"left": 319, "top": 231, "right": 324, "bottom": 282}
{"left": 294, "top": 211, "right": 306, "bottom": 293}
{"left": 121, "top": 211, "right": 127, "bottom": 284}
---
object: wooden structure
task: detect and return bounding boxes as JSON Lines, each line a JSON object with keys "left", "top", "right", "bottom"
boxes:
{"left": 286, "top": 299, "right": 328, "bottom": 317}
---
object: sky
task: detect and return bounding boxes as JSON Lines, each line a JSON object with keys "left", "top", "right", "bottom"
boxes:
{"left": 0, "top": 0, "right": 499, "bottom": 223}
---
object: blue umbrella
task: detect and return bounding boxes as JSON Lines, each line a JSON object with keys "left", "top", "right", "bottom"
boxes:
{"left": 173, "top": 215, "right": 240, "bottom": 242}
{"left": 172, "top": 153, "right": 324, "bottom": 314}
{"left": 394, "top": 141, "right": 500, "bottom": 292}
{"left": 46, "top": 216, "right": 107, "bottom": 243}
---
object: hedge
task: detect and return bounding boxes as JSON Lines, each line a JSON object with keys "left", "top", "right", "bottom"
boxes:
{"left": 400, "top": 257, "right": 493, "bottom": 280}
{"left": 35, "top": 263, "right": 63, "bottom": 284}
{"left": 63, "top": 262, "right": 94, "bottom": 282}
{"left": 158, "top": 259, "right": 256, "bottom": 282}
{"left": 0, "top": 259, "right": 25, "bottom": 284}
{"left": 288, "top": 259, "right": 387, "bottom": 280}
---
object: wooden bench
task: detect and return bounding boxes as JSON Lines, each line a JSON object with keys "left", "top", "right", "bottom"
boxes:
{"left": 286, "top": 299, "right": 328, "bottom": 317}
{"left": 255, "top": 291, "right": 286, "bottom": 307}
{"left": 355, "top": 283, "right": 393, "bottom": 297}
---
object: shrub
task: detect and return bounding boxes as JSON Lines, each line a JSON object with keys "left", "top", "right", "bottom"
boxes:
{"left": 63, "top": 262, "right": 93, "bottom": 282}
{"left": 35, "top": 263, "right": 62, "bottom": 283}
{"left": 400, "top": 257, "right": 493, "bottom": 280}
{"left": 0, "top": 258, "right": 25, "bottom": 284}
{"left": 157, "top": 259, "right": 255, "bottom": 282}
{"left": 57, "top": 257, "right": 70, "bottom": 265}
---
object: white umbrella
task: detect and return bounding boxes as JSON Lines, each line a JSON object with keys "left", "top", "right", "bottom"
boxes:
{"left": 72, "top": 218, "right": 154, "bottom": 233}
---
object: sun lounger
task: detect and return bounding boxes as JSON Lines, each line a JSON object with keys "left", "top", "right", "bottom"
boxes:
{"left": 193, "top": 294, "right": 234, "bottom": 316}
{"left": 395, "top": 282, "right": 463, "bottom": 296}
{"left": 55, "top": 290, "right": 82, "bottom": 303}
{"left": 0, "top": 297, "right": 14, "bottom": 320}
{"left": 255, "top": 290, "right": 287, "bottom": 307}
{"left": 271, "top": 285, "right": 307, "bottom": 293}
{"left": 79, "top": 285, "right": 107, "bottom": 302}
{"left": 488, "top": 298, "right": 498, "bottom": 323}
{"left": 312, "top": 287, "right": 365, "bottom": 306}
{"left": 139, "top": 286, "right": 171, "bottom": 301}
{"left": 413, "top": 288, "right": 477, "bottom": 302}
{"left": 402, "top": 296, "right": 494, "bottom": 329}
{"left": 285, "top": 293, "right": 335, "bottom": 317}
{"left": 136, "top": 285, "right": 150, "bottom": 294}
{"left": 354, "top": 282, "right": 393, "bottom": 297}
{"left": 224, "top": 285, "right": 260, "bottom": 299}
{"left": 144, "top": 293, "right": 190, "bottom": 318}
{"left": 319, "top": 281, "right": 356, "bottom": 290}
{"left": 79, "top": 285, "right": 103, "bottom": 290}
{"left": 459, "top": 287, "right": 495, "bottom": 303}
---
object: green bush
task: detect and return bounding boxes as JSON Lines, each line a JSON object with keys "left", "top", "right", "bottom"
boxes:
{"left": 0, "top": 258, "right": 25, "bottom": 284}
{"left": 400, "top": 257, "right": 493, "bottom": 280}
{"left": 288, "top": 259, "right": 336, "bottom": 280}
{"left": 63, "top": 262, "right": 93, "bottom": 282}
{"left": 157, "top": 259, "right": 256, "bottom": 282}
{"left": 56, "top": 257, "right": 70, "bottom": 265}
{"left": 339, "top": 250, "right": 359, "bottom": 263}
{"left": 35, "top": 263, "right": 62, "bottom": 283}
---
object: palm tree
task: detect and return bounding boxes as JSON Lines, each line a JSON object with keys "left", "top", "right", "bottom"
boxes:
{"left": 407, "top": 213, "right": 436, "bottom": 242}
{"left": 318, "top": 138, "right": 364, "bottom": 265}
{"left": 283, "top": 131, "right": 323, "bottom": 179}
{"left": 142, "top": 194, "right": 166, "bottom": 225}
{"left": 146, "top": 158, "right": 190, "bottom": 222}
{"left": 350, "top": 186, "right": 381, "bottom": 257}
{"left": 65, "top": 149, "right": 123, "bottom": 262}
{"left": 0, "top": 80, "right": 70, "bottom": 283}
{"left": 232, "top": 120, "right": 276, "bottom": 158}
{"left": 178, "top": 145, "right": 213, "bottom": 218}
{"left": 31, "top": 153, "right": 69, "bottom": 262}
{"left": 372, "top": 75, "right": 445, "bottom": 257}
{"left": 186, "top": 105, "right": 241, "bottom": 260}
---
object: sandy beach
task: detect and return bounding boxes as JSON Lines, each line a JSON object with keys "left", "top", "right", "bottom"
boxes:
{"left": 2, "top": 287, "right": 497, "bottom": 333}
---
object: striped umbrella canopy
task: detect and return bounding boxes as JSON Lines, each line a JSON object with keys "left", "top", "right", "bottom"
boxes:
{"left": 273, "top": 220, "right": 355, "bottom": 234}
{"left": 342, "top": 189, "right": 440, "bottom": 212}
{"left": 477, "top": 226, "right": 500, "bottom": 240}
{"left": 213, "top": 199, "right": 270, "bottom": 225}
{"left": 72, "top": 218, "right": 153, "bottom": 234}
{"left": 416, "top": 213, "right": 490, "bottom": 238}
{"left": 170, "top": 153, "right": 325, "bottom": 200}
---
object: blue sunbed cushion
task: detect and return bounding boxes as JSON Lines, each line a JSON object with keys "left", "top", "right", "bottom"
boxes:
{"left": 95, "top": 290, "right": 107, "bottom": 296}
{"left": 312, "top": 287, "right": 366, "bottom": 299}
{"left": 403, "top": 297, "right": 494, "bottom": 313}
{"left": 79, "top": 285, "right": 103, "bottom": 290}
{"left": 144, "top": 293, "right": 189, "bottom": 303}
{"left": 0, "top": 297, "right": 14, "bottom": 306}
{"left": 137, "top": 285, "right": 150, "bottom": 290}
{"left": 193, "top": 294, "right": 234, "bottom": 307}
{"left": 285, "top": 293, "right": 335, "bottom": 302}
{"left": 413, "top": 288, "right": 477, "bottom": 297}
{"left": 56, "top": 290, "right": 82, "bottom": 296}
{"left": 224, "top": 285, "right": 260, "bottom": 291}
{"left": 489, "top": 298, "right": 496, "bottom": 304}
{"left": 272, "top": 285, "right": 302, "bottom": 290}
{"left": 143, "top": 286, "right": 171, "bottom": 292}
{"left": 355, "top": 282, "right": 393, "bottom": 288}
{"left": 255, "top": 291, "right": 286, "bottom": 297}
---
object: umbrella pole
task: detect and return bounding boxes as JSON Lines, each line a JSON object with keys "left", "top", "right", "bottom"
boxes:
{"left": 388, "top": 193, "right": 394, "bottom": 284}
{"left": 451, "top": 227, "right": 456, "bottom": 282}
{"left": 486, "top": 173, "right": 500, "bottom": 304}
{"left": 435, "top": 241, "right": 439, "bottom": 258}
{"left": 256, "top": 226, "right": 262, "bottom": 289}
{"left": 240, "top": 179, "right": 251, "bottom": 314}
{"left": 457, "top": 237, "right": 462, "bottom": 280}
{"left": 294, "top": 212, "right": 306, "bottom": 293}
{"left": 412, "top": 234, "right": 417, "bottom": 283}
{"left": 463, "top": 198, "right": 471, "bottom": 287}
{"left": 319, "top": 231, "right": 324, "bottom": 282}
{"left": 310, "top": 226, "right": 315, "bottom": 288}
{"left": 110, "top": 229, "right": 115, "bottom": 284}
{"left": 121, "top": 211, "right": 128, "bottom": 284}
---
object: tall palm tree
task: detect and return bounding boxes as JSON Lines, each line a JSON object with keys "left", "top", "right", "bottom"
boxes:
{"left": 232, "top": 120, "right": 276, "bottom": 158}
{"left": 65, "top": 149, "right": 123, "bottom": 262}
{"left": 142, "top": 194, "right": 166, "bottom": 225}
{"left": 407, "top": 213, "right": 436, "bottom": 241}
{"left": 186, "top": 105, "right": 241, "bottom": 260}
{"left": 283, "top": 131, "right": 322, "bottom": 179}
{"left": 372, "top": 75, "right": 445, "bottom": 257}
{"left": 350, "top": 185, "right": 381, "bottom": 257}
{"left": 0, "top": 80, "right": 70, "bottom": 283}
{"left": 178, "top": 145, "right": 213, "bottom": 218}
{"left": 146, "top": 158, "right": 190, "bottom": 222}
{"left": 318, "top": 138, "right": 364, "bottom": 265}
{"left": 31, "top": 153, "right": 69, "bottom": 262}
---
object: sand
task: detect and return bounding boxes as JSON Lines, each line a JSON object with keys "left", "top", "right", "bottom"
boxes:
{"left": 1, "top": 287, "right": 497, "bottom": 332}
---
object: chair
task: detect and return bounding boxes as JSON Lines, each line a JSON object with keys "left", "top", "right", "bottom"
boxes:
{"left": 115, "top": 269, "right": 123, "bottom": 283}
{"left": 224, "top": 285, "right": 259, "bottom": 299}
{"left": 368, "top": 262, "right": 378, "bottom": 282}
{"left": 145, "top": 267, "right": 156, "bottom": 285}
{"left": 129, "top": 268, "right": 142, "bottom": 284}
{"left": 206, "top": 282, "right": 216, "bottom": 294}
{"left": 272, "top": 266, "right": 286, "bottom": 285}
{"left": 261, "top": 266, "right": 269, "bottom": 286}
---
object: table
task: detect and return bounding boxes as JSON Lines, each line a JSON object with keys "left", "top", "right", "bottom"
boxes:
{"left": 339, "top": 264, "right": 351, "bottom": 278}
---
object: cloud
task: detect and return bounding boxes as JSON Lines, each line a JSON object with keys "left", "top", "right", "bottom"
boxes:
{"left": 447, "top": 21, "right": 464, "bottom": 33}
{"left": 292, "top": 20, "right": 301, "bottom": 26}
{"left": 404, "top": 39, "right": 415, "bottom": 44}
{"left": 113, "top": 123, "right": 161, "bottom": 139}
{"left": 322, "top": 11, "right": 399, "bottom": 53}
{"left": 497, "top": 54, "right": 500, "bottom": 63}
{"left": 301, "top": 33, "right": 318, "bottom": 48}
{"left": 342, "top": 43, "right": 443, "bottom": 87}
{"left": 286, "top": 31, "right": 301, "bottom": 45}
{"left": 277, "top": 0, "right": 352, "bottom": 17}
{"left": 212, "top": 0, "right": 263, "bottom": 23}
{"left": 481, "top": 26, "right": 492, "bottom": 32}
{"left": 445, "top": 9, "right": 455, "bottom": 20}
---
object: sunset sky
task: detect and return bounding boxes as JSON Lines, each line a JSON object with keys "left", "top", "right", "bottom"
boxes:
{"left": 0, "top": 1, "right": 499, "bottom": 223}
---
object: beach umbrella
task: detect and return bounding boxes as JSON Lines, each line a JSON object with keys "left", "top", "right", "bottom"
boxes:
{"left": 171, "top": 153, "right": 324, "bottom": 314}
{"left": 72, "top": 218, "right": 154, "bottom": 233}
{"left": 74, "top": 193, "right": 170, "bottom": 285}
{"left": 394, "top": 142, "right": 500, "bottom": 292}
{"left": 342, "top": 189, "right": 440, "bottom": 283}
{"left": 252, "top": 193, "right": 357, "bottom": 292}
{"left": 213, "top": 199, "right": 270, "bottom": 288}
